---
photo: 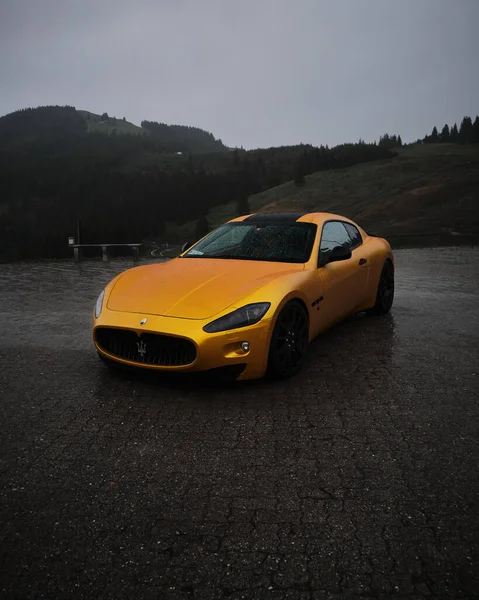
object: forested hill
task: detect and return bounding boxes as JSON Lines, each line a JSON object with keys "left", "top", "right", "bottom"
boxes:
{"left": 141, "top": 121, "right": 226, "bottom": 153}
{"left": 0, "top": 105, "right": 226, "bottom": 153}
{"left": 0, "top": 106, "right": 86, "bottom": 149}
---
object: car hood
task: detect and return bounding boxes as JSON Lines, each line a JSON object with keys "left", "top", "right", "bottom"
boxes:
{"left": 107, "top": 258, "right": 304, "bottom": 319}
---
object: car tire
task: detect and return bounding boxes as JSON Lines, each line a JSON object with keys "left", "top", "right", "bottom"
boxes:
{"left": 267, "top": 300, "right": 309, "bottom": 379}
{"left": 367, "top": 260, "right": 394, "bottom": 315}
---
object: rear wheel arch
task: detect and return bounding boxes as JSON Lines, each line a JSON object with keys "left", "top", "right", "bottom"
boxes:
{"left": 368, "top": 259, "right": 394, "bottom": 315}
{"left": 368, "top": 250, "right": 393, "bottom": 286}
{"left": 383, "top": 255, "right": 395, "bottom": 277}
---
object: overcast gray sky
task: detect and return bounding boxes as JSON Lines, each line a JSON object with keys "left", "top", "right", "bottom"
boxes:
{"left": 1, "top": 0, "right": 478, "bottom": 149}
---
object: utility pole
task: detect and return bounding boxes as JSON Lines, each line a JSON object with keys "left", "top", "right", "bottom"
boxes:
{"left": 76, "top": 220, "right": 82, "bottom": 245}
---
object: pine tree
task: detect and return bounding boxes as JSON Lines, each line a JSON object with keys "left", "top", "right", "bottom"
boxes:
{"left": 378, "top": 133, "right": 402, "bottom": 149}
{"left": 378, "top": 133, "right": 390, "bottom": 148}
{"left": 472, "top": 116, "right": 479, "bottom": 144}
{"left": 459, "top": 116, "right": 474, "bottom": 143}
{"left": 430, "top": 126, "right": 439, "bottom": 143}
{"left": 440, "top": 124, "right": 450, "bottom": 142}
{"left": 451, "top": 123, "right": 459, "bottom": 142}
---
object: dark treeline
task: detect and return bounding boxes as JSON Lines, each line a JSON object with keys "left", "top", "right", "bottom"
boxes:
{"left": 422, "top": 115, "right": 479, "bottom": 144}
{"left": 0, "top": 105, "right": 397, "bottom": 259}
{"left": 378, "top": 134, "right": 402, "bottom": 150}
{"left": 141, "top": 120, "right": 227, "bottom": 153}
{"left": 0, "top": 140, "right": 393, "bottom": 258}
{"left": 293, "top": 142, "right": 392, "bottom": 185}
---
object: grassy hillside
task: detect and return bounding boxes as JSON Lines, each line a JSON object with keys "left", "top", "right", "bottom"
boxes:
{"left": 164, "top": 144, "right": 479, "bottom": 250}
{"left": 77, "top": 110, "right": 147, "bottom": 136}
{"left": 254, "top": 143, "right": 479, "bottom": 244}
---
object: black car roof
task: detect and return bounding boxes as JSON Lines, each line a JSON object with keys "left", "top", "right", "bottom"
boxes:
{"left": 243, "top": 212, "right": 309, "bottom": 224}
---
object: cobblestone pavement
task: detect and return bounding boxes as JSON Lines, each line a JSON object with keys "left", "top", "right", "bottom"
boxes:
{"left": 0, "top": 247, "right": 478, "bottom": 599}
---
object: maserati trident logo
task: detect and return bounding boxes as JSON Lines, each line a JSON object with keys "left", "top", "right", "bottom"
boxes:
{"left": 140, "top": 318, "right": 147, "bottom": 325}
{"left": 137, "top": 340, "right": 147, "bottom": 358}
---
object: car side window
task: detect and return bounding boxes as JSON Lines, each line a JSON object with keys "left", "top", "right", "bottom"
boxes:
{"left": 318, "top": 221, "right": 352, "bottom": 266}
{"left": 343, "top": 222, "right": 363, "bottom": 250}
{"left": 320, "top": 221, "right": 351, "bottom": 252}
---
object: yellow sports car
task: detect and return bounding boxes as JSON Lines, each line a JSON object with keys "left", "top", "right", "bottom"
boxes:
{"left": 93, "top": 212, "right": 394, "bottom": 380}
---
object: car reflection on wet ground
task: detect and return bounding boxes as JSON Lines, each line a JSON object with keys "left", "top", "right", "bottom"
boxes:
{"left": 0, "top": 247, "right": 478, "bottom": 598}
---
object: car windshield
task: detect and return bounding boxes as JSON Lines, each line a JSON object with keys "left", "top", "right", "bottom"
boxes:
{"left": 183, "top": 222, "right": 317, "bottom": 263}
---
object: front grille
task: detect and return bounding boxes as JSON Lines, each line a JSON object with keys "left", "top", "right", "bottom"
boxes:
{"left": 95, "top": 327, "right": 197, "bottom": 366}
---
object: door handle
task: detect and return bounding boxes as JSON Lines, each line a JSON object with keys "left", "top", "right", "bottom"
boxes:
{"left": 359, "top": 258, "right": 367, "bottom": 266}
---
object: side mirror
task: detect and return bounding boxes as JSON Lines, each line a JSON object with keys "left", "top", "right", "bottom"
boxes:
{"left": 321, "top": 245, "right": 352, "bottom": 266}
{"left": 181, "top": 241, "right": 193, "bottom": 253}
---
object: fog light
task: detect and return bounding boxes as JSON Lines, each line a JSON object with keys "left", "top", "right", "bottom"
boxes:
{"left": 240, "top": 341, "right": 250, "bottom": 353}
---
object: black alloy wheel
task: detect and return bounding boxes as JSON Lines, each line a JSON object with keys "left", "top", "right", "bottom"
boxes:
{"left": 267, "top": 300, "right": 309, "bottom": 379}
{"left": 368, "top": 260, "right": 394, "bottom": 315}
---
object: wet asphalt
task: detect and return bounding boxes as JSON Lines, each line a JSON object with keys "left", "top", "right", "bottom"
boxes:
{"left": 0, "top": 247, "right": 478, "bottom": 599}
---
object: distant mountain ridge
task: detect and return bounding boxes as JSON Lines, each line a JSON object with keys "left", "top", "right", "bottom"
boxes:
{"left": 77, "top": 110, "right": 145, "bottom": 136}
{"left": 0, "top": 105, "right": 227, "bottom": 154}
{"left": 0, "top": 106, "right": 86, "bottom": 149}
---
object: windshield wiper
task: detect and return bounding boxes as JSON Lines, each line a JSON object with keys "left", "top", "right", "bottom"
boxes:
{"left": 183, "top": 254, "right": 300, "bottom": 263}
{"left": 185, "top": 254, "right": 247, "bottom": 260}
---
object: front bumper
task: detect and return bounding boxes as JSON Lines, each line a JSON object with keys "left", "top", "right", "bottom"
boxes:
{"left": 93, "top": 309, "right": 273, "bottom": 380}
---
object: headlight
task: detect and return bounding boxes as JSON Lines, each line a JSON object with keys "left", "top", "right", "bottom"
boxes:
{"left": 94, "top": 290, "right": 105, "bottom": 319}
{"left": 203, "top": 302, "right": 271, "bottom": 333}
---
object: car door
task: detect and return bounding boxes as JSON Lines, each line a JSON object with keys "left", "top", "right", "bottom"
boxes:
{"left": 343, "top": 221, "right": 371, "bottom": 300}
{"left": 313, "top": 221, "right": 370, "bottom": 333}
